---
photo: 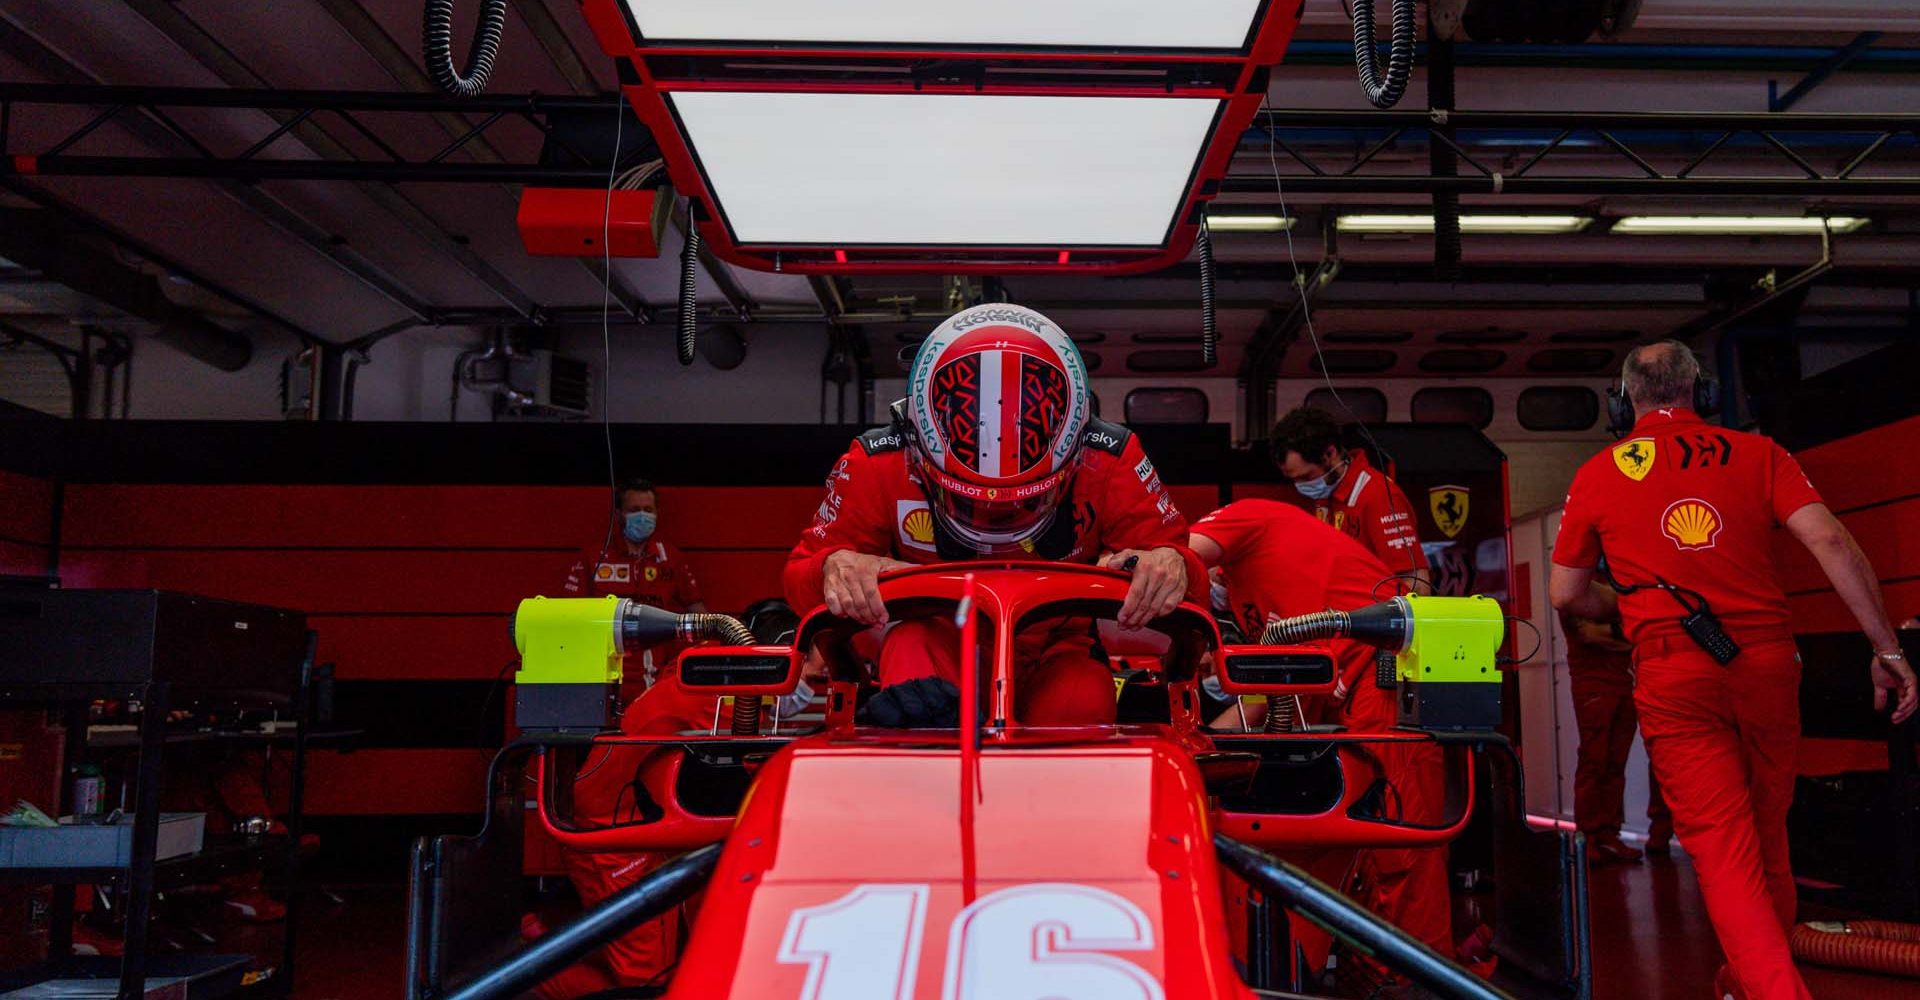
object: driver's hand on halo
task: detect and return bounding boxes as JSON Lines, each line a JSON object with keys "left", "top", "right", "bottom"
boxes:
{"left": 822, "top": 549, "right": 913, "bottom": 626}
{"left": 1103, "top": 546, "right": 1188, "bottom": 628}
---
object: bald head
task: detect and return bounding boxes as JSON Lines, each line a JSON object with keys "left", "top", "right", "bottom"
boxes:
{"left": 1622, "top": 340, "right": 1701, "bottom": 413}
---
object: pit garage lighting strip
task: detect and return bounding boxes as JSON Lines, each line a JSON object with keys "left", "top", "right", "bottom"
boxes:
{"left": 622, "top": 0, "right": 1270, "bottom": 51}
{"left": 1204, "top": 214, "right": 1296, "bottom": 232}
{"left": 1610, "top": 215, "right": 1867, "bottom": 235}
{"left": 1336, "top": 214, "right": 1593, "bottom": 235}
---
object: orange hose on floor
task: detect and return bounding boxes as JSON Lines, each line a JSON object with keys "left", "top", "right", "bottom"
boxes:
{"left": 1791, "top": 921, "right": 1920, "bottom": 979}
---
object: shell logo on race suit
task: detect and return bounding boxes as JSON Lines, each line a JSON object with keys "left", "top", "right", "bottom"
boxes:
{"left": 1612, "top": 438, "right": 1657, "bottom": 481}
{"left": 1662, "top": 498, "right": 1722, "bottom": 550}
{"left": 898, "top": 501, "right": 937, "bottom": 552}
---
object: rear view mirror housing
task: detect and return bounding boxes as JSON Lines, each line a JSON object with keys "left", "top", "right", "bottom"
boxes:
{"left": 1217, "top": 644, "right": 1337, "bottom": 696}
{"left": 675, "top": 646, "right": 801, "bottom": 694}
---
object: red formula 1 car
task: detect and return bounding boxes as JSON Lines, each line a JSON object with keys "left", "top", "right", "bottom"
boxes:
{"left": 407, "top": 563, "right": 1589, "bottom": 1000}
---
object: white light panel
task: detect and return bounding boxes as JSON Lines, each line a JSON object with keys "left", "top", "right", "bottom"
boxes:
{"left": 626, "top": 0, "right": 1267, "bottom": 50}
{"left": 671, "top": 92, "right": 1221, "bottom": 246}
{"left": 1610, "top": 215, "right": 1867, "bottom": 235}
{"left": 1205, "top": 215, "right": 1295, "bottom": 232}
{"left": 1337, "top": 214, "right": 1593, "bottom": 234}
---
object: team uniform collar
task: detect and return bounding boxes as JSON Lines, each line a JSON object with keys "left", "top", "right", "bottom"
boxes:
{"left": 1630, "top": 406, "right": 1703, "bottom": 434}
{"left": 1333, "top": 450, "right": 1375, "bottom": 505}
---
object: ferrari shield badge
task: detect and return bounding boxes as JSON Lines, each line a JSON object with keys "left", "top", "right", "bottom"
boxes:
{"left": 1612, "top": 438, "right": 1657, "bottom": 481}
{"left": 1428, "top": 485, "right": 1470, "bottom": 539}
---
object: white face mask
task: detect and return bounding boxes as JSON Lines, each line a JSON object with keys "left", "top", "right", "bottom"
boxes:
{"left": 774, "top": 683, "right": 815, "bottom": 719}
{"left": 1209, "top": 579, "right": 1231, "bottom": 613}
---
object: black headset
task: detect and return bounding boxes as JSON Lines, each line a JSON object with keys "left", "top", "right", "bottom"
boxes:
{"left": 1605, "top": 370, "right": 1721, "bottom": 438}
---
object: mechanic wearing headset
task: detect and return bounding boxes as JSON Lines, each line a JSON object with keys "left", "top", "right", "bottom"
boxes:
{"left": 1550, "top": 340, "right": 1916, "bottom": 1000}
{"left": 1269, "top": 406, "right": 1430, "bottom": 594}
{"left": 784, "top": 302, "right": 1207, "bottom": 726}
{"left": 1191, "top": 499, "right": 1453, "bottom": 986}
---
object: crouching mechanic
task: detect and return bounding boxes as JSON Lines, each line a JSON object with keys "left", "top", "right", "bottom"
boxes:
{"left": 536, "top": 599, "right": 813, "bottom": 999}
{"left": 784, "top": 303, "right": 1207, "bottom": 726}
{"left": 1191, "top": 499, "right": 1453, "bottom": 985}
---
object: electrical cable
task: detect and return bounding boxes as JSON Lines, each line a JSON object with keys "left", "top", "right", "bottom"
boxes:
{"left": 593, "top": 96, "right": 625, "bottom": 570}
{"left": 1262, "top": 96, "right": 1425, "bottom": 590}
{"left": 422, "top": 0, "right": 508, "bottom": 98}
{"left": 1349, "top": 0, "right": 1419, "bottom": 109}
{"left": 1504, "top": 616, "right": 1543, "bottom": 665}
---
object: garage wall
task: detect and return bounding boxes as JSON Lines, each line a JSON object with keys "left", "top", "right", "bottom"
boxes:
{"left": 0, "top": 468, "right": 55, "bottom": 577}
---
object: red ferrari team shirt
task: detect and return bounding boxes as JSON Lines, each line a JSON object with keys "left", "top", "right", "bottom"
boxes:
{"left": 784, "top": 416, "right": 1207, "bottom": 612}
{"left": 563, "top": 537, "right": 704, "bottom": 611}
{"left": 1554, "top": 407, "right": 1823, "bottom": 646}
{"left": 1193, "top": 498, "right": 1396, "bottom": 694}
{"left": 1315, "top": 451, "right": 1430, "bottom": 578}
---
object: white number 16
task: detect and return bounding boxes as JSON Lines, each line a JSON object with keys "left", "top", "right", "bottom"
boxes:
{"left": 777, "top": 882, "right": 1163, "bottom": 1000}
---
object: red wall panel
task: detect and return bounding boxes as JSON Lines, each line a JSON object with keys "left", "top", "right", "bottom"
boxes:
{"left": 0, "top": 469, "right": 53, "bottom": 545}
{"left": 84, "top": 549, "right": 564, "bottom": 615}
{"left": 302, "top": 749, "right": 491, "bottom": 815}
{"left": 1790, "top": 414, "right": 1920, "bottom": 515}
{"left": 1788, "top": 578, "right": 1920, "bottom": 635}
{"left": 314, "top": 615, "right": 515, "bottom": 681}
{"left": 1774, "top": 498, "right": 1920, "bottom": 596}
{"left": 0, "top": 539, "right": 47, "bottom": 577}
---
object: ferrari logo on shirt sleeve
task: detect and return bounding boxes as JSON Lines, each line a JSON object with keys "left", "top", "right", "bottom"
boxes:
{"left": 1612, "top": 438, "right": 1657, "bottom": 481}
{"left": 1428, "top": 485, "right": 1470, "bottom": 539}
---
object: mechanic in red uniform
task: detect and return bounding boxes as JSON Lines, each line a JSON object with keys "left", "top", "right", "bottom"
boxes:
{"left": 562, "top": 478, "right": 706, "bottom": 689}
{"left": 784, "top": 302, "right": 1206, "bottom": 726}
{"left": 1550, "top": 341, "right": 1916, "bottom": 1000}
{"left": 1563, "top": 612, "right": 1673, "bottom": 864}
{"left": 1270, "top": 406, "right": 1430, "bottom": 593}
{"left": 1191, "top": 499, "right": 1453, "bottom": 987}
{"left": 536, "top": 601, "right": 814, "bottom": 1000}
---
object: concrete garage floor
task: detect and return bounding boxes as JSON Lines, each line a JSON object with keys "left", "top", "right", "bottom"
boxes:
{"left": 257, "top": 857, "right": 1919, "bottom": 1000}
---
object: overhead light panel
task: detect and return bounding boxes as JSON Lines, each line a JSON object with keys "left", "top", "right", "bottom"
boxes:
{"left": 624, "top": 0, "right": 1269, "bottom": 50}
{"left": 1204, "top": 214, "right": 1295, "bottom": 232}
{"left": 671, "top": 92, "right": 1222, "bottom": 246}
{"left": 1336, "top": 214, "right": 1593, "bottom": 235}
{"left": 1610, "top": 215, "right": 1867, "bottom": 235}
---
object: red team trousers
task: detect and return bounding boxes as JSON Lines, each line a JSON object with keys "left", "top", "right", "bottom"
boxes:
{"left": 1633, "top": 635, "right": 1808, "bottom": 1000}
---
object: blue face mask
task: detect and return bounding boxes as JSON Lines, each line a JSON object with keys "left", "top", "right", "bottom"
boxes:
{"left": 622, "top": 510, "right": 657, "bottom": 544}
{"left": 1293, "top": 470, "right": 1338, "bottom": 501}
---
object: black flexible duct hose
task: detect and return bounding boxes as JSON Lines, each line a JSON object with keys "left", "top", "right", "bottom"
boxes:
{"left": 422, "top": 0, "right": 509, "bottom": 98}
{"left": 1351, "top": 0, "right": 1420, "bottom": 109}
{"left": 1197, "top": 222, "right": 1218, "bottom": 367}
{"left": 678, "top": 225, "right": 700, "bottom": 366}
{"left": 615, "top": 603, "right": 758, "bottom": 649}
{"left": 1260, "top": 598, "right": 1413, "bottom": 653}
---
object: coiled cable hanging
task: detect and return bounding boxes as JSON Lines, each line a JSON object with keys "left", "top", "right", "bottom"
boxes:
{"left": 422, "top": 0, "right": 509, "bottom": 98}
{"left": 1197, "top": 218, "right": 1218, "bottom": 367}
{"left": 1350, "top": 0, "right": 1419, "bottom": 109}
{"left": 677, "top": 224, "right": 701, "bottom": 366}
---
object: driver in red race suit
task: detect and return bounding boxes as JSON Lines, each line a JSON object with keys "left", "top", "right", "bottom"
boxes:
{"left": 784, "top": 302, "right": 1208, "bottom": 726}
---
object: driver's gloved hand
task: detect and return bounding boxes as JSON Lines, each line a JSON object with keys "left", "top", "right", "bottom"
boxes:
{"left": 858, "top": 677, "right": 962, "bottom": 728}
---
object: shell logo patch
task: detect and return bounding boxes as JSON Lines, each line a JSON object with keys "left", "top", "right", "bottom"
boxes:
{"left": 896, "top": 500, "right": 937, "bottom": 552}
{"left": 1662, "top": 498, "right": 1722, "bottom": 550}
{"left": 595, "top": 562, "right": 631, "bottom": 583}
{"left": 1613, "top": 438, "right": 1657, "bottom": 481}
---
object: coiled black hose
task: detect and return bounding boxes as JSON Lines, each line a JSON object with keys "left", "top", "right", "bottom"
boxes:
{"left": 1261, "top": 609, "right": 1353, "bottom": 646}
{"left": 1197, "top": 222, "right": 1218, "bottom": 367}
{"left": 1351, "top": 0, "right": 1419, "bottom": 109}
{"left": 677, "top": 225, "right": 700, "bottom": 366}
{"left": 422, "top": 0, "right": 509, "bottom": 98}
{"left": 675, "top": 613, "right": 757, "bottom": 647}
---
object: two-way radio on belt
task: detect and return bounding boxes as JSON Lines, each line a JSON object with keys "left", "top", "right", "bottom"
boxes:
{"left": 1595, "top": 556, "right": 1742, "bottom": 665}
